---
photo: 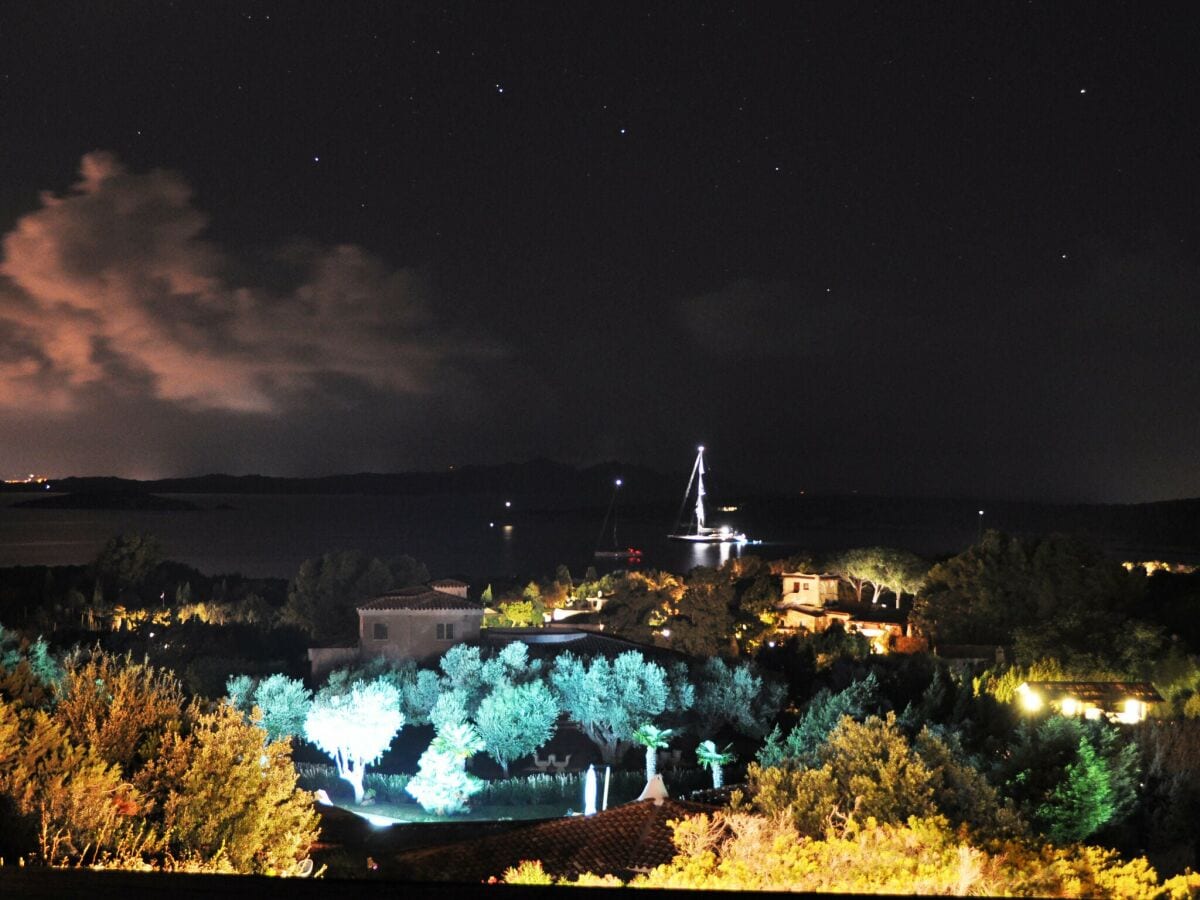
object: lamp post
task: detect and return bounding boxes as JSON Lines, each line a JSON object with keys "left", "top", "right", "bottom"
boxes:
{"left": 977, "top": 509, "right": 984, "bottom": 542}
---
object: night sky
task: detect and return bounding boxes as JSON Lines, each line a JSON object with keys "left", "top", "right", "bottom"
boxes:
{"left": 1, "top": 3, "right": 1198, "bottom": 503}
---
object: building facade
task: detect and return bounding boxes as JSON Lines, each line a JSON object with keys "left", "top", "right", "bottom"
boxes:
{"left": 356, "top": 583, "right": 483, "bottom": 663}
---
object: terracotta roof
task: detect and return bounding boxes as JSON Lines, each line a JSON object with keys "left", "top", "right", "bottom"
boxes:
{"left": 1025, "top": 681, "right": 1164, "bottom": 704}
{"left": 357, "top": 585, "right": 484, "bottom": 612}
{"left": 393, "top": 797, "right": 716, "bottom": 883}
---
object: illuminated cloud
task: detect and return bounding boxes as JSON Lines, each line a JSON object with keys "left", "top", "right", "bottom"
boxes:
{"left": 0, "top": 152, "right": 458, "bottom": 414}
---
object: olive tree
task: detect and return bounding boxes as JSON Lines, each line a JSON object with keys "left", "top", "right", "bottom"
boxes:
{"left": 303, "top": 678, "right": 404, "bottom": 803}
{"left": 475, "top": 680, "right": 559, "bottom": 776}
{"left": 550, "top": 651, "right": 670, "bottom": 765}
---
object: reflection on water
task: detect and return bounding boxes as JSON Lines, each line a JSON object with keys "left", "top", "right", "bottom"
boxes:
{"left": 0, "top": 492, "right": 979, "bottom": 580}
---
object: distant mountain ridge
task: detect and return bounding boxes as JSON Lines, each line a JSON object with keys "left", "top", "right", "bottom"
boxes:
{"left": 0, "top": 459, "right": 682, "bottom": 506}
{"left": 3, "top": 461, "right": 1197, "bottom": 561}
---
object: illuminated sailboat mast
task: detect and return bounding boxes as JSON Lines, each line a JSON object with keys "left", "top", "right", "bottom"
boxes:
{"left": 668, "top": 446, "right": 750, "bottom": 543}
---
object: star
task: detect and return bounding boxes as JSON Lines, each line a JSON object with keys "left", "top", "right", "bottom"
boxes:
{"left": 619, "top": 128, "right": 626, "bottom": 135}
{"left": 312, "top": 155, "right": 320, "bottom": 163}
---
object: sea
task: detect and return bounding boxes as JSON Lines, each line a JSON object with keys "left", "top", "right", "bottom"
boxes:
{"left": 0, "top": 492, "right": 981, "bottom": 583}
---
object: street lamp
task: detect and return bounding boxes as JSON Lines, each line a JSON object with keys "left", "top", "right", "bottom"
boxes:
{"left": 977, "top": 509, "right": 984, "bottom": 542}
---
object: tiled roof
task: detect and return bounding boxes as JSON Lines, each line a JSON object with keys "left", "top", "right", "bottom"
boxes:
{"left": 1025, "top": 681, "right": 1164, "bottom": 704}
{"left": 357, "top": 585, "right": 484, "bottom": 612}
{"left": 393, "top": 797, "right": 716, "bottom": 883}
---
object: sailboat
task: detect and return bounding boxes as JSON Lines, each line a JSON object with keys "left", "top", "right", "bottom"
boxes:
{"left": 594, "top": 478, "right": 644, "bottom": 560}
{"left": 668, "top": 446, "right": 752, "bottom": 543}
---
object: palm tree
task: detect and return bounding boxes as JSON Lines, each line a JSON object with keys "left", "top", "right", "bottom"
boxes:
{"left": 631, "top": 723, "right": 674, "bottom": 782}
{"left": 696, "top": 740, "right": 736, "bottom": 789}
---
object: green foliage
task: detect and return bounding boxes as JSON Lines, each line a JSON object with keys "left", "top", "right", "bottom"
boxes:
{"left": 828, "top": 547, "right": 928, "bottom": 606}
{"left": 251, "top": 674, "right": 311, "bottom": 742}
{"left": 0, "top": 651, "right": 318, "bottom": 873}
{"left": 56, "top": 650, "right": 185, "bottom": 772}
{"left": 630, "top": 811, "right": 1167, "bottom": 896}
{"left": 495, "top": 599, "right": 539, "bottom": 626}
{"left": 0, "top": 625, "right": 63, "bottom": 706}
{"left": 669, "top": 566, "right": 737, "bottom": 657}
{"left": 304, "top": 678, "right": 404, "bottom": 803}
{"left": 696, "top": 740, "right": 736, "bottom": 788}
{"left": 693, "top": 658, "right": 783, "bottom": 738}
{"left": 757, "top": 672, "right": 880, "bottom": 767}
{"left": 475, "top": 680, "right": 560, "bottom": 775}
{"left": 1038, "top": 737, "right": 1121, "bottom": 843}
{"left": 597, "top": 570, "right": 676, "bottom": 645}
{"left": 480, "top": 641, "right": 542, "bottom": 690}
{"left": 406, "top": 722, "right": 485, "bottom": 814}
{"left": 137, "top": 701, "right": 318, "bottom": 874}
{"left": 225, "top": 673, "right": 310, "bottom": 742}
{"left": 92, "top": 533, "right": 164, "bottom": 593}
{"left": 280, "top": 549, "right": 403, "bottom": 642}
{"left": 915, "top": 533, "right": 1152, "bottom": 676}
{"left": 550, "top": 650, "right": 670, "bottom": 764}
{"left": 995, "top": 715, "right": 1139, "bottom": 843}
{"left": 750, "top": 712, "right": 1020, "bottom": 839}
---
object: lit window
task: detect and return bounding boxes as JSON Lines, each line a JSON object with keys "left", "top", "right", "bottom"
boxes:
{"left": 372, "top": 623, "right": 387, "bottom": 641}
{"left": 437, "top": 623, "right": 455, "bottom": 641}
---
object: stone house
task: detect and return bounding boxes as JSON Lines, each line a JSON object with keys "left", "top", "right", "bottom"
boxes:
{"left": 779, "top": 571, "right": 852, "bottom": 607}
{"left": 356, "top": 581, "right": 483, "bottom": 664}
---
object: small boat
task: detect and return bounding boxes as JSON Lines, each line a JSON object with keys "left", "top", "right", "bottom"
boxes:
{"left": 668, "top": 446, "right": 752, "bottom": 543}
{"left": 594, "top": 478, "right": 644, "bottom": 560}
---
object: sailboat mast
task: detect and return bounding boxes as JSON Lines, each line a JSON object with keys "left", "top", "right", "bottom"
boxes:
{"left": 694, "top": 446, "right": 707, "bottom": 530}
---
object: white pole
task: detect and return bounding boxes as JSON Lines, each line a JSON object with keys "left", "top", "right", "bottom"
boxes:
{"left": 602, "top": 765, "right": 611, "bottom": 811}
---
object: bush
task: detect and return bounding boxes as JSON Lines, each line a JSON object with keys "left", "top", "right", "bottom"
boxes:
{"left": 296, "top": 764, "right": 712, "bottom": 809}
{"left": 296, "top": 763, "right": 412, "bottom": 805}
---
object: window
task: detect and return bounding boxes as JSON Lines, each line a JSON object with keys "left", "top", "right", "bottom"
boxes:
{"left": 437, "top": 623, "right": 455, "bottom": 641}
{"left": 802, "top": 582, "right": 810, "bottom": 590}
{"left": 372, "top": 623, "right": 388, "bottom": 641}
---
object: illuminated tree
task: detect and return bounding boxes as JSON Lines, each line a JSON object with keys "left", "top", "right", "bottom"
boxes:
{"left": 303, "top": 678, "right": 404, "bottom": 803}
{"left": 696, "top": 740, "right": 735, "bottom": 789}
{"left": 632, "top": 812, "right": 1164, "bottom": 896}
{"left": 438, "top": 643, "right": 487, "bottom": 715}
{"left": 139, "top": 701, "right": 318, "bottom": 874}
{"left": 632, "top": 723, "right": 673, "bottom": 782}
{"left": 226, "top": 674, "right": 311, "bottom": 743}
{"left": 550, "top": 651, "right": 669, "bottom": 765}
{"left": 667, "top": 567, "right": 737, "bottom": 657}
{"left": 0, "top": 694, "right": 143, "bottom": 866}
{"left": 475, "top": 680, "right": 559, "bottom": 776}
{"left": 693, "top": 658, "right": 783, "bottom": 738}
{"left": 757, "top": 672, "right": 880, "bottom": 767}
{"left": 56, "top": 650, "right": 185, "bottom": 772}
{"left": 406, "top": 721, "right": 486, "bottom": 815}
{"left": 480, "top": 641, "right": 542, "bottom": 691}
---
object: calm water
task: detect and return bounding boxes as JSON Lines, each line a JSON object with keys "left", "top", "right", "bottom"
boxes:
{"left": 0, "top": 492, "right": 977, "bottom": 582}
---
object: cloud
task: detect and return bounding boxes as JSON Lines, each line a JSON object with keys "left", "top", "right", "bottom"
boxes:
{"left": 0, "top": 152, "right": 472, "bottom": 414}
